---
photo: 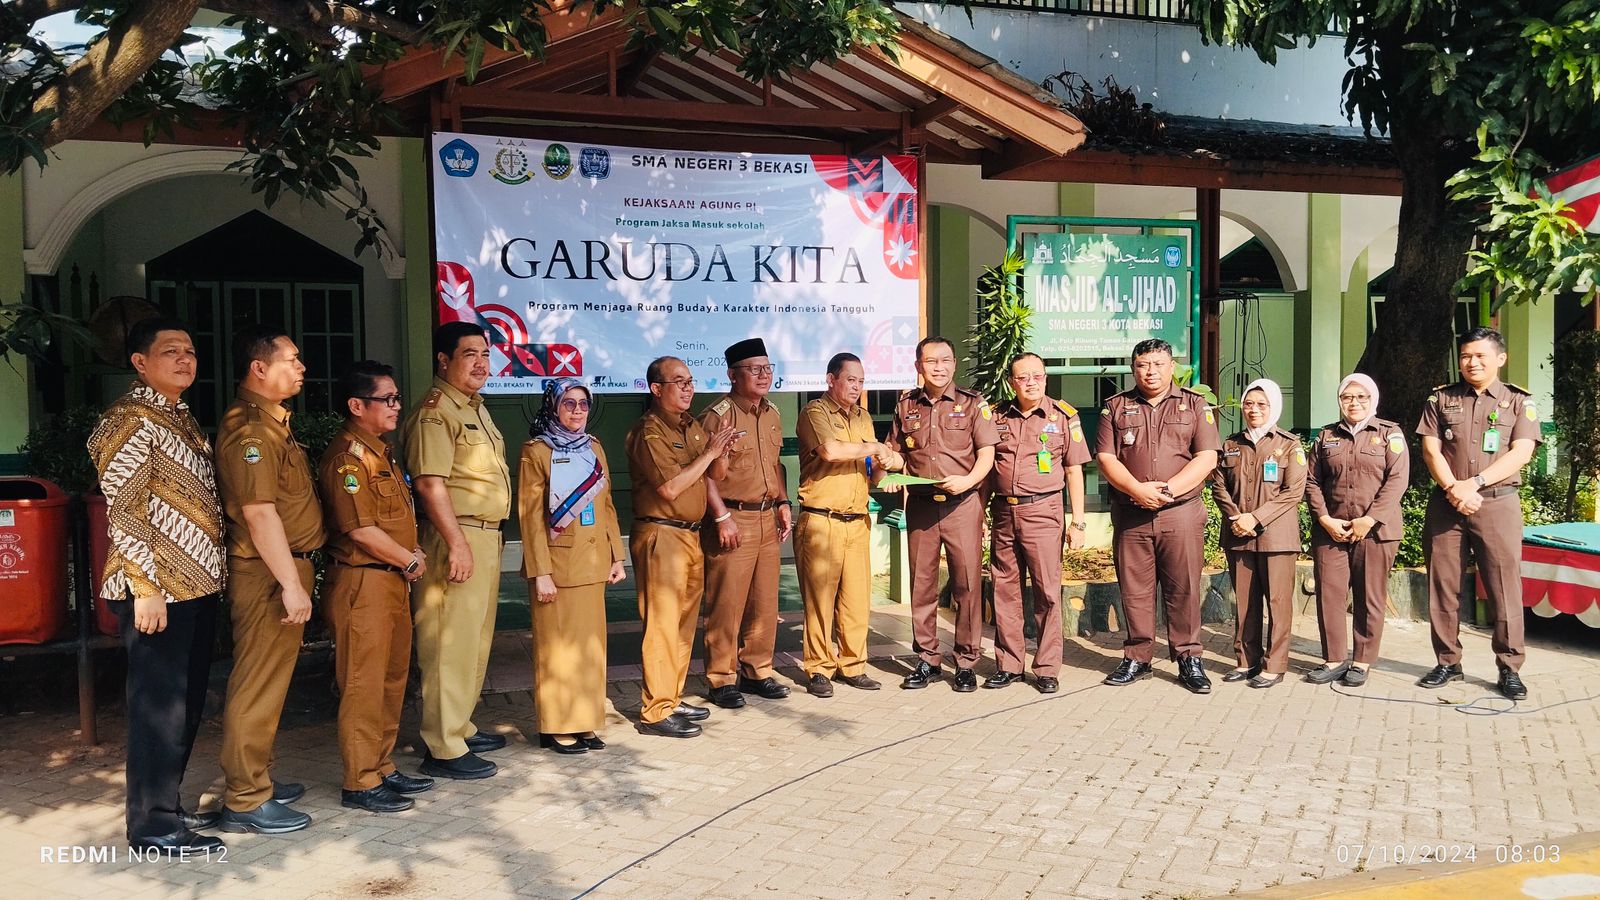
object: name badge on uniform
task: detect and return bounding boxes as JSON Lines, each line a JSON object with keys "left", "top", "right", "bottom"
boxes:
{"left": 465, "top": 423, "right": 480, "bottom": 430}
{"left": 1043, "top": 423, "right": 1059, "bottom": 434}
{"left": 580, "top": 503, "right": 595, "bottom": 526}
{"left": 1483, "top": 429, "right": 1500, "bottom": 454}
{"left": 1262, "top": 457, "right": 1280, "bottom": 483}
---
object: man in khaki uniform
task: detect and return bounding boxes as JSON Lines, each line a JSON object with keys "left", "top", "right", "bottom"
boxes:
{"left": 317, "top": 361, "right": 436, "bottom": 813}
{"left": 215, "top": 326, "right": 323, "bottom": 834}
{"left": 887, "top": 336, "right": 1000, "bottom": 692}
{"left": 987, "top": 352, "right": 1091, "bottom": 694}
{"left": 626, "top": 356, "right": 734, "bottom": 738}
{"left": 795, "top": 352, "right": 902, "bottom": 698}
{"left": 700, "top": 338, "right": 793, "bottom": 709}
{"left": 1416, "top": 327, "right": 1541, "bottom": 700}
{"left": 398, "top": 323, "right": 512, "bottom": 779}
{"left": 1095, "top": 338, "right": 1220, "bottom": 694}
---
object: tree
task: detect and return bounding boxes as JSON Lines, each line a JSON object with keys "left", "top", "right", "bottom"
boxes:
{"left": 1551, "top": 330, "right": 1600, "bottom": 519}
{"left": 1192, "top": 0, "right": 1600, "bottom": 432}
{"left": 0, "top": 1, "right": 902, "bottom": 253}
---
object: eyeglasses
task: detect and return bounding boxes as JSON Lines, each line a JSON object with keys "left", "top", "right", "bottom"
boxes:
{"left": 1240, "top": 402, "right": 1271, "bottom": 411}
{"left": 1338, "top": 394, "right": 1371, "bottom": 404}
{"left": 558, "top": 398, "right": 592, "bottom": 412}
{"left": 734, "top": 364, "right": 775, "bottom": 375}
{"left": 652, "top": 378, "right": 696, "bottom": 390}
{"left": 358, "top": 394, "right": 403, "bottom": 408}
{"left": 1010, "top": 373, "right": 1047, "bottom": 384}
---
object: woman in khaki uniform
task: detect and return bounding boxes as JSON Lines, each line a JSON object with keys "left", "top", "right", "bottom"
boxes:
{"left": 1210, "top": 379, "right": 1307, "bottom": 689}
{"left": 518, "top": 377, "right": 626, "bottom": 754}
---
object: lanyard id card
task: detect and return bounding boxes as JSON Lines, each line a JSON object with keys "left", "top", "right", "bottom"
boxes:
{"left": 1037, "top": 434, "right": 1052, "bottom": 473}
{"left": 1262, "top": 457, "right": 1280, "bottom": 483}
{"left": 1482, "top": 429, "right": 1499, "bottom": 453}
{"left": 580, "top": 503, "right": 595, "bottom": 526}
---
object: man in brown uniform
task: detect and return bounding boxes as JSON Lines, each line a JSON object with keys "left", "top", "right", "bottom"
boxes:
{"left": 317, "top": 361, "right": 436, "bottom": 813}
{"left": 1096, "top": 338, "right": 1221, "bottom": 694}
{"left": 795, "top": 352, "right": 903, "bottom": 698}
{"left": 700, "top": 338, "right": 793, "bottom": 709}
{"left": 987, "top": 352, "right": 1091, "bottom": 694}
{"left": 627, "top": 356, "right": 735, "bottom": 737}
{"left": 215, "top": 326, "right": 323, "bottom": 834}
{"left": 399, "top": 322, "right": 513, "bottom": 779}
{"left": 1416, "top": 327, "right": 1540, "bottom": 700}
{"left": 887, "top": 336, "right": 1000, "bottom": 692}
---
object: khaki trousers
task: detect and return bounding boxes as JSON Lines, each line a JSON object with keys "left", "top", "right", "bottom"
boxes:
{"left": 220, "top": 556, "right": 313, "bottom": 812}
{"left": 413, "top": 523, "right": 502, "bottom": 759}
{"left": 1226, "top": 549, "right": 1295, "bottom": 674}
{"left": 906, "top": 491, "right": 985, "bottom": 669}
{"left": 702, "top": 507, "right": 780, "bottom": 687}
{"left": 1312, "top": 538, "right": 1398, "bottom": 665}
{"left": 1111, "top": 499, "right": 1207, "bottom": 663}
{"left": 796, "top": 511, "right": 871, "bottom": 679}
{"left": 633, "top": 523, "right": 703, "bottom": 724}
{"left": 990, "top": 494, "right": 1066, "bottom": 677}
{"left": 1425, "top": 491, "right": 1526, "bottom": 672}
{"left": 531, "top": 581, "right": 608, "bottom": 735}
{"left": 325, "top": 565, "right": 411, "bottom": 790}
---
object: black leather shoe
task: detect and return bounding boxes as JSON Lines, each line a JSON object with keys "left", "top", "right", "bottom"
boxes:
{"left": 673, "top": 702, "right": 711, "bottom": 721}
{"left": 381, "top": 771, "right": 435, "bottom": 795}
{"left": 580, "top": 734, "right": 606, "bottom": 751}
{"left": 1177, "top": 656, "right": 1212, "bottom": 694}
{"left": 129, "top": 829, "right": 225, "bottom": 853}
{"left": 952, "top": 668, "right": 978, "bottom": 692}
{"left": 465, "top": 731, "right": 508, "bottom": 753}
{"left": 179, "top": 807, "right": 221, "bottom": 832}
{"left": 1247, "top": 672, "right": 1284, "bottom": 689}
{"left": 1305, "top": 661, "right": 1350, "bottom": 685}
{"left": 341, "top": 785, "right": 414, "bottom": 813}
{"left": 636, "top": 713, "right": 702, "bottom": 738}
{"left": 1418, "top": 663, "right": 1464, "bottom": 688}
{"left": 1498, "top": 669, "right": 1528, "bottom": 700}
{"left": 709, "top": 684, "right": 746, "bottom": 709}
{"left": 420, "top": 751, "right": 498, "bottom": 780}
{"left": 218, "top": 799, "right": 311, "bottom": 834}
{"left": 1034, "top": 676, "right": 1059, "bottom": 694}
{"left": 1222, "top": 665, "right": 1262, "bottom": 683}
{"left": 835, "top": 672, "right": 881, "bottom": 691}
{"left": 539, "top": 733, "right": 589, "bottom": 754}
{"left": 1103, "top": 659, "right": 1152, "bottom": 686}
{"left": 738, "top": 676, "right": 792, "bottom": 699}
{"left": 807, "top": 673, "right": 834, "bottom": 697}
{"left": 983, "top": 671, "right": 1024, "bottom": 689}
{"left": 1341, "top": 667, "right": 1369, "bottom": 687}
{"left": 902, "top": 660, "right": 940, "bottom": 690}
{"left": 271, "top": 780, "right": 305, "bottom": 804}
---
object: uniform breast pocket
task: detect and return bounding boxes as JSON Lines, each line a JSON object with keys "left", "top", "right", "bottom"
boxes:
{"left": 944, "top": 413, "right": 972, "bottom": 432}
{"left": 1441, "top": 408, "right": 1466, "bottom": 429}
{"left": 460, "top": 431, "right": 496, "bottom": 472}
{"left": 1161, "top": 415, "right": 1194, "bottom": 447}
{"left": 1116, "top": 425, "right": 1144, "bottom": 457}
{"left": 372, "top": 478, "right": 406, "bottom": 517}
{"left": 728, "top": 446, "right": 756, "bottom": 471}
{"left": 548, "top": 528, "right": 576, "bottom": 549}
{"left": 1359, "top": 439, "right": 1385, "bottom": 458}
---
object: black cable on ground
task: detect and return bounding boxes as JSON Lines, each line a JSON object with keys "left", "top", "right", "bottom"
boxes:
{"left": 1328, "top": 684, "right": 1600, "bottom": 716}
{"left": 570, "top": 681, "right": 1106, "bottom": 899}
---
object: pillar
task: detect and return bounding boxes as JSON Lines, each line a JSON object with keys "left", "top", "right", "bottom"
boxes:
{"left": 398, "top": 137, "right": 435, "bottom": 398}
{"left": 0, "top": 173, "right": 30, "bottom": 459}
{"left": 1341, "top": 248, "right": 1369, "bottom": 375}
{"left": 1500, "top": 296, "right": 1554, "bottom": 412}
{"left": 929, "top": 204, "right": 972, "bottom": 380}
{"left": 1294, "top": 193, "right": 1343, "bottom": 429}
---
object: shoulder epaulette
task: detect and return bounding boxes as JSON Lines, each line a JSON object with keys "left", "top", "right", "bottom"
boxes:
{"left": 1504, "top": 382, "right": 1531, "bottom": 395}
{"left": 347, "top": 437, "right": 366, "bottom": 460}
{"left": 711, "top": 397, "right": 732, "bottom": 416}
{"left": 1054, "top": 399, "right": 1078, "bottom": 417}
{"left": 422, "top": 388, "right": 443, "bottom": 409}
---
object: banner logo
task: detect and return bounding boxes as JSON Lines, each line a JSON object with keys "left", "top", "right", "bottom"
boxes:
{"left": 544, "top": 144, "right": 573, "bottom": 180}
{"left": 579, "top": 147, "right": 610, "bottom": 179}
{"left": 438, "top": 139, "right": 479, "bottom": 177}
{"left": 492, "top": 147, "right": 532, "bottom": 185}
{"left": 1163, "top": 245, "right": 1183, "bottom": 268}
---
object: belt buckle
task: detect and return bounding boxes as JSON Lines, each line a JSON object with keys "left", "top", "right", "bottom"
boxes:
{"left": 933, "top": 493, "right": 947, "bottom": 502}
{"left": 1006, "top": 496, "right": 1019, "bottom": 505}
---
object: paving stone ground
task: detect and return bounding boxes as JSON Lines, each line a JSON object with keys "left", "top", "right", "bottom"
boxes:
{"left": 4, "top": 602, "right": 1600, "bottom": 900}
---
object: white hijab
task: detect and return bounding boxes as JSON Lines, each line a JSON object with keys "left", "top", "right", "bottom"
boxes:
{"left": 1337, "top": 373, "right": 1380, "bottom": 432}
{"left": 1242, "top": 378, "right": 1283, "bottom": 444}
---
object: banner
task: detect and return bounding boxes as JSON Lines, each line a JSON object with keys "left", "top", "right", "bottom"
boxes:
{"left": 431, "top": 133, "right": 921, "bottom": 394}
{"left": 1020, "top": 232, "right": 1192, "bottom": 359}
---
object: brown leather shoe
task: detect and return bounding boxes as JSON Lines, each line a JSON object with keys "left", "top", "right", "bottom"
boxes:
{"left": 834, "top": 672, "right": 881, "bottom": 691}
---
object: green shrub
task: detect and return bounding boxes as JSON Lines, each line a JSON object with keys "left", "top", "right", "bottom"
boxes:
{"left": 19, "top": 406, "right": 102, "bottom": 494}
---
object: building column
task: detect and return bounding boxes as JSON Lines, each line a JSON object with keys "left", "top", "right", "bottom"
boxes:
{"left": 1500, "top": 296, "right": 1554, "bottom": 412}
{"left": 929, "top": 204, "right": 972, "bottom": 379}
{"left": 1057, "top": 182, "right": 1094, "bottom": 219}
{"left": 1341, "top": 248, "right": 1369, "bottom": 375}
{"left": 398, "top": 138, "right": 435, "bottom": 397}
{"left": 0, "top": 174, "right": 31, "bottom": 461}
{"left": 1294, "top": 193, "right": 1343, "bottom": 429}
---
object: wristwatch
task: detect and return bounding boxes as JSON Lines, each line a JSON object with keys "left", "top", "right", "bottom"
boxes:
{"left": 1473, "top": 474, "right": 1487, "bottom": 489}
{"left": 403, "top": 552, "right": 421, "bottom": 575}
{"left": 1069, "top": 521, "right": 1087, "bottom": 532}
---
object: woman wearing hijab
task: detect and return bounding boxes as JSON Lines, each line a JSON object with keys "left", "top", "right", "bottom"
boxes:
{"left": 1304, "top": 374, "right": 1408, "bottom": 687}
{"left": 1210, "top": 379, "right": 1307, "bottom": 688}
{"left": 518, "top": 377, "right": 626, "bottom": 753}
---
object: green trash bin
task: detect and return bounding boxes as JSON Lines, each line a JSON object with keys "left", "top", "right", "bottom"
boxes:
{"left": 881, "top": 507, "right": 909, "bottom": 604}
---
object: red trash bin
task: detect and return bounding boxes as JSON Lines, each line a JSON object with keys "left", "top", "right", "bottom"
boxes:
{"left": 0, "top": 477, "right": 70, "bottom": 644}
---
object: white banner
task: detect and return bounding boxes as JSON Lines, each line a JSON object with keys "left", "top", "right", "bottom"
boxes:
{"left": 431, "top": 133, "right": 922, "bottom": 394}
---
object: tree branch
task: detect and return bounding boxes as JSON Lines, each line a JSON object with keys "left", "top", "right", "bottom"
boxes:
{"left": 11, "top": 0, "right": 91, "bottom": 23}
{"left": 31, "top": 0, "right": 202, "bottom": 149}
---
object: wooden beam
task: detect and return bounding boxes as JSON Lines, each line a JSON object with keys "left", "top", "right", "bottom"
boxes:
{"left": 824, "top": 58, "right": 1003, "bottom": 153}
{"left": 993, "top": 148, "right": 1404, "bottom": 196}
{"left": 455, "top": 87, "right": 901, "bottom": 130}
{"left": 910, "top": 97, "right": 960, "bottom": 128}
{"left": 454, "top": 119, "right": 851, "bottom": 156}
{"left": 616, "top": 47, "right": 660, "bottom": 96}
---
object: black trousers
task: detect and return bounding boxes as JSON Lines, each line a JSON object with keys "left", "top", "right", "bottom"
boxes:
{"left": 114, "top": 592, "right": 219, "bottom": 840}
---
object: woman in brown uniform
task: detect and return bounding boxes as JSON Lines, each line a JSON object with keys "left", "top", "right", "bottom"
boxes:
{"left": 1305, "top": 373, "right": 1408, "bottom": 687}
{"left": 1211, "top": 379, "right": 1307, "bottom": 688}
{"left": 518, "top": 377, "right": 626, "bottom": 753}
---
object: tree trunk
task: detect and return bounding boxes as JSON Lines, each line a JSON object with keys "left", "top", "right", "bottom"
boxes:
{"left": 1354, "top": 118, "right": 1475, "bottom": 435}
